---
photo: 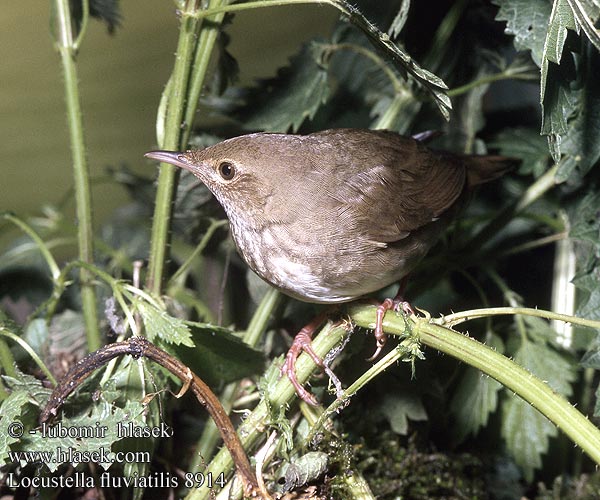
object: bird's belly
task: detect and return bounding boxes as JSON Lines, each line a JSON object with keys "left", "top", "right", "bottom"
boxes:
{"left": 230, "top": 223, "right": 419, "bottom": 303}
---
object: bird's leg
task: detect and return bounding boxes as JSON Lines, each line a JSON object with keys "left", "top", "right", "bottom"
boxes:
{"left": 368, "top": 276, "right": 415, "bottom": 361}
{"left": 281, "top": 309, "right": 337, "bottom": 406}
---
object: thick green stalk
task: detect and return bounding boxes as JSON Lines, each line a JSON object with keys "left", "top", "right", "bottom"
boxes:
{"left": 349, "top": 305, "right": 600, "bottom": 466}
{"left": 52, "top": 0, "right": 100, "bottom": 351}
{"left": 146, "top": 0, "right": 228, "bottom": 294}
{"left": 146, "top": 5, "right": 200, "bottom": 294}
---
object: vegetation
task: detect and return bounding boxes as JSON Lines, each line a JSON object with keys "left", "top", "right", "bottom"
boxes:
{"left": 1, "top": 0, "right": 600, "bottom": 498}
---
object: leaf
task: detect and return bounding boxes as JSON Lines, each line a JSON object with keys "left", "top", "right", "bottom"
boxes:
{"left": 235, "top": 42, "right": 331, "bottom": 133}
{"left": 501, "top": 340, "right": 576, "bottom": 481}
{"left": 489, "top": 127, "right": 551, "bottom": 178}
{"left": 450, "top": 333, "right": 504, "bottom": 443}
{"left": 137, "top": 302, "right": 194, "bottom": 347}
{"left": 19, "top": 399, "right": 147, "bottom": 472}
{"left": 555, "top": 42, "right": 600, "bottom": 182}
{"left": 569, "top": 191, "right": 600, "bottom": 320}
{"left": 0, "top": 390, "right": 31, "bottom": 464}
{"left": 388, "top": 0, "right": 411, "bottom": 39}
{"left": 493, "top": 0, "right": 553, "bottom": 65}
{"left": 173, "top": 322, "right": 265, "bottom": 387}
{"left": 381, "top": 392, "right": 427, "bottom": 435}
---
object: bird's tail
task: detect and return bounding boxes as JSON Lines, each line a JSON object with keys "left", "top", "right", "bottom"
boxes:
{"left": 464, "top": 155, "right": 521, "bottom": 187}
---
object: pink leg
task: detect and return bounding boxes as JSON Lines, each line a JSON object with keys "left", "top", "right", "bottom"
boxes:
{"left": 281, "top": 311, "right": 330, "bottom": 406}
{"left": 367, "top": 277, "right": 415, "bottom": 361}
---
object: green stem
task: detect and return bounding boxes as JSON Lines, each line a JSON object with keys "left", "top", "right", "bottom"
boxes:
{"left": 146, "top": 6, "right": 199, "bottom": 294}
{"left": 1, "top": 213, "right": 61, "bottom": 279}
{"left": 146, "top": 0, "right": 228, "bottom": 295}
{"left": 0, "top": 328, "right": 57, "bottom": 386}
{"left": 52, "top": 0, "right": 100, "bottom": 351}
{"left": 186, "top": 321, "right": 348, "bottom": 500}
{"left": 189, "top": 288, "right": 283, "bottom": 474}
{"left": 169, "top": 219, "right": 227, "bottom": 287}
{"left": 440, "top": 306, "right": 600, "bottom": 330}
{"left": 349, "top": 305, "right": 600, "bottom": 465}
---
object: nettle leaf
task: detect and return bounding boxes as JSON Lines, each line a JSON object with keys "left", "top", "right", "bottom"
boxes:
{"left": 0, "top": 390, "right": 30, "bottom": 464}
{"left": 137, "top": 302, "right": 194, "bottom": 347}
{"left": 20, "top": 399, "right": 146, "bottom": 473}
{"left": 381, "top": 392, "right": 428, "bottom": 435}
{"left": 493, "top": 0, "right": 552, "bottom": 65}
{"left": 236, "top": 42, "right": 331, "bottom": 133}
{"left": 490, "top": 127, "right": 551, "bottom": 178}
{"left": 569, "top": 191, "right": 600, "bottom": 320}
{"left": 501, "top": 340, "right": 576, "bottom": 481}
{"left": 555, "top": 43, "right": 600, "bottom": 182}
{"left": 173, "top": 321, "right": 265, "bottom": 386}
{"left": 540, "top": 0, "right": 580, "bottom": 161}
{"left": 450, "top": 332, "right": 504, "bottom": 443}
{"left": 388, "top": 0, "right": 411, "bottom": 39}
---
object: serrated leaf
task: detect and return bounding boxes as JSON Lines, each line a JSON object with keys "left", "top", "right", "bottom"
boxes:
{"left": 388, "top": 0, "right": 411, "bottom": 39}
{"left": 0, "top": 390, "right": 31, "bottom": 464}
{"left": 489, "top": 127, "right": 551, "bottom": 178}
{"left": 555, "top": 43, "right": 600, "bottom": 182}
{"left": 450, "top": 333, "right": 504, "bottom": 443}
{"left": 493, "top": 0, "right": 552, "bottom": 65}
{"left": 381, "top": 392, "right": 427, "bottom": 435}
{"left": 501, "top": 341, "right": 575, "bottom": 481}
{"left": 173, "top": 322, "right": 264, "bottom": 387}
{"left": 19, "top": 399, "right": 146, "bottom": 472}
{"left": 569, "top": 191, "right": 600, "bottom": 320}
{"left": 540, "top": 0, "right": 581, "bottom": 161}
{"left": 237, "top": 43, "right": 331, "bottom": 133}
{"left": 138, "top": 302, "right": 193, "bottom": 347}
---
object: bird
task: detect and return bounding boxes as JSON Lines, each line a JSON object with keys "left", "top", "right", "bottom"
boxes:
{"left": 145, "top": 128, "right": 516, "bottom": 404}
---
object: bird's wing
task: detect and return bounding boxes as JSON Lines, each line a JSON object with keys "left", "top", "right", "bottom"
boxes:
{"left": 318, "top": 130, "right": 466, "bottom": 244}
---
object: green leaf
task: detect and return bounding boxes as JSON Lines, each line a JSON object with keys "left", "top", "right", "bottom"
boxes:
{"left": 236, "top": 42, "right": 331, "bottom": 133}
{"left": 388, "top": 0, "right": 411, "bottom": 39}
{"left": 493, "top": 0, "right": 552, "bottom": 65}
{"left": 555, "top": 43, "right": 600, "bottom": 182}
{"left": 19, "top": 399, "right": 147, "bottom": 472}
{"left": 173, "top": 322, "right": 265, "bottom": 387}
{"left": 137, "top": 302, "right": 194, "bottom": 347}
{"left": 381, "top": 392, "right": 427, "bottom": 435}
{"left": 489, "top": 127, "right": 551, "bottom": 178}
{"left": 0, "top": 390, "right": 30, "bottom": 464}
{"left": 450, "top": 333, "right": 504, "bottom": 443}
{"left": 501, "top": 340, "right": 576, "bottom": 481}
{"left": 569, "top": 191, "right": 600, "bottom": 320}
{"left": 540, "top": 0, "right": 580, "bottom": 161}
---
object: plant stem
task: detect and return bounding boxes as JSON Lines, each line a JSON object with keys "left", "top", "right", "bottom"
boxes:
{"left": 0, "top": 328, "right": 56, "bottom": 386}
{"left": 189, "top": 288, "right": 282, "bottom": 474}
{"left": 146, "top": 0, "right": 228, "bottom": 295}
{"left": 349, "top": 305, "right": 600, "bottom": 466}
{"left": 52, "top": 0, "right": 100, "bottom": 352}
{"left": 440, "top": 306, "right": 600, "bottom": 329}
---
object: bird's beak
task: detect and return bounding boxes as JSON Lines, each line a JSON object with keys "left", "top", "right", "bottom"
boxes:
{"left": 144, "top": 150, "right": 194, "bottom": 172}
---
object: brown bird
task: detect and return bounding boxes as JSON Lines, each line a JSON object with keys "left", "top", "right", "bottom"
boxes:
{"left": 146, "top": 128, "right": 516, "bottom": 404}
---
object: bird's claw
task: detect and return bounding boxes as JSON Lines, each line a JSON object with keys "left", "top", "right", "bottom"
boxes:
{"left": 368, "top": 297, "right": 415, "bottom": 361}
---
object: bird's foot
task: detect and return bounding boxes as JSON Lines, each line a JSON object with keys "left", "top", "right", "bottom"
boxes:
{"left": 367, "top": 296, "right": 415, "bottom": 362}
{"left": 281, "top": 312, "right": 329, "bottom": 406}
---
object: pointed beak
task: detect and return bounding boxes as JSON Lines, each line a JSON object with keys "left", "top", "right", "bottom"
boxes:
{"left": 144, "top": 150, "right": 194, "bottom": 172}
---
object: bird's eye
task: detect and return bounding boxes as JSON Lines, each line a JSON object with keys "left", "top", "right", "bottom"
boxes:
{"left": 217, "top": 161, "right": 236, "bottom": 180}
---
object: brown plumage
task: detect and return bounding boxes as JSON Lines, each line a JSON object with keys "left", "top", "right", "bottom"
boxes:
{"left": 146, "top": 128, "right": 515, "bottom": 304}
